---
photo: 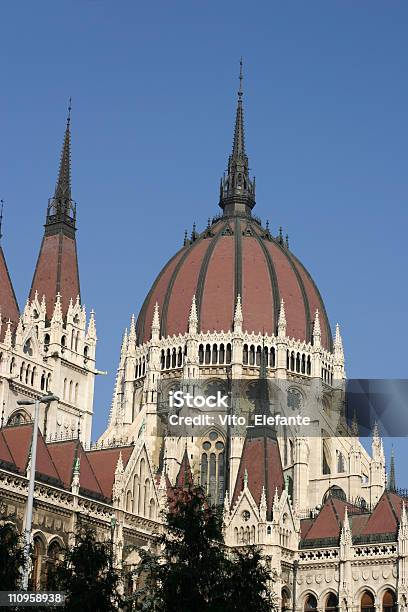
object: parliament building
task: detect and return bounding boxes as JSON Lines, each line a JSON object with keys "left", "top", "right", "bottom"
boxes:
{"left": 0, "top": 67, "right": 404, "bottom": 611}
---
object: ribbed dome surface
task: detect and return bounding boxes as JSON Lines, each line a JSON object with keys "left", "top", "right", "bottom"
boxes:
{"left": 136, "top": 217, "right": 332, "bottom": 350}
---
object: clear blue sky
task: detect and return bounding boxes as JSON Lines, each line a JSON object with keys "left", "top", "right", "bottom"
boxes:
{"left": 1, "top": 2, "right": 407, "bottom": 484}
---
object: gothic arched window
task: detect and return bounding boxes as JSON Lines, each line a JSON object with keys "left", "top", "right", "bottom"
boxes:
{"left": 304, "top": 594, "right": 318, "bottom": 611}
{"left": 46, "top": 540, "right": 63, "bottom": 589}
{"left": 361, "top": 591, "right": 375, "bottom": 612}
{"left": 200, "top": 432, "right": 225, "bottom": 505}
{"left": 382, "top": 590, "right": 397, "bottom": 612}
{"left": 325, "top": 593, "right": 339, "bottom": 612}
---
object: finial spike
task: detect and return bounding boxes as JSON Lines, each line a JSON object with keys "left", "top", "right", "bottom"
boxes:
{"left": 238, "top": 57, "right": 243, "bottom": 98}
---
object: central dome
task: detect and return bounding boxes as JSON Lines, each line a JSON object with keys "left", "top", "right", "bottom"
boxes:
{"left": 136, "top": 61, "right": 331, "bottom": 351}
{"left": 136, "top": 216, "right": 331, "bottom": 350}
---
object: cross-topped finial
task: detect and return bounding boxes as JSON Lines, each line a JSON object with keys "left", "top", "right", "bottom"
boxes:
{"left": 238, "top": 57, "right": 243, "bottom": 98}
{"left": 67, "top": 97, "right": 72, "bottom": 126}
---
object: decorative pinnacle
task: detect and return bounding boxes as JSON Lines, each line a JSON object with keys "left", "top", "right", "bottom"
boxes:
{"left": 188, "top": 295, "right": 198, "bottom": 332}
{"left": 152, "top": 302, "right": 160, "bottom": 336}
{"left": 313, "top": 309, "right": 321, "bottom": 339}
{"left": 278, "top": 299, "right": 286, "bottom": 337}
{"left": 234, "top": 294, "right": 243, "bottom": 330}
{"left": 243, "top": 467, "right": 248, "bottom": 488}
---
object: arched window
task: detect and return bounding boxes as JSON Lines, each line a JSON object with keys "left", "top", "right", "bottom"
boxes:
{"left": 256, "top": 346, "right": 262, "bottom": 366}
{"left": 205, "top": 344, "right": 211, "bottom": 365}
{"left": 7, "top": 410, "right": 30, "bottom": 426}
{"left": 281, "top": 588, "right": 291, "bottom": 612}
{"left": 171, "top": 348, "right": 176, "bottom": 368}
{"left": 304, "top": 594, "right": 318, "bottom": 611}
{"left": 290, "top": 352, "right": 295, "bottom": 371}
{"left": 160, "top": 350, "right": 165, "bottom": 370}
{"left": 74, "top": 383, "right": 79, "bottom": 404}
{"left": 219, "top": 343, "right": 225, "bottom": 364}
{"left": 177, "top": 347, "right": 183, "bottom": 367}
{"left": 30, "top": 536, "right": 45, "bottom": 591}
{"left": 226, "top": 343, "right": 232, "bottom": 364}
{"left": 198, "top": 344, "right": 204, "bottom": 364}
{"left": 212, "top": 344, "right": 218, "bottom": 365}
{"left": 325, "top": 593, "right": 339, "bottom": 612}
{"left": 270, "top": 346, "right": 276, "bottom": 367}
{"left": 382, "top": 590, "right": 397, "bottom": 612}
{"left": 361, "top": 591, "right": 375, "bottom": 612}
{"left": 31, "top": 367, "right": 36, "bottom": 386}
{"left": 46, "top": 540, "right": 63, "bottom": 589}
{"left": 165, "top": 349, "right": 170, "bottom": 369}
{"left": 200, "top": 433, "right": 225, "bottom": 505}
{"left": 69, "top": 380, "right": 73, "bottom": 402}
{"left": 243, "top": 344, "right": 248, "bottom": 364}
{"left": 126, "top": 490, "right": 132, "bottom": 512}
{"left": 337, "top": 450, "right": 346, "bottom": 473}
{"left": 296, "top": 353, "right": 301, "bottom": 372}
{"left": 40, "top": 372, "right": 45, "bottom": 391}
{"left": 149, "top": 498, "right": 156, "bottom": 520}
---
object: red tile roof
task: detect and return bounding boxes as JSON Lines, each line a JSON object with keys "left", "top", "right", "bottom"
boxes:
{"left": 29, "top": 233, "right": 80, "bottom": 319}
{"left": 86, "top": 446, "right": 133, "bottom": 499}
{"left": 231, "top": 435, "right": 284, "bottom": 516}
{"left": 0, "top": 246, "right": 19, "bottom": 337}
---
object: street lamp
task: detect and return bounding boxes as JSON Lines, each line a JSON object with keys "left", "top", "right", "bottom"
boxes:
{"left": 17, "top": 394, "right": 59, "bottom": 590}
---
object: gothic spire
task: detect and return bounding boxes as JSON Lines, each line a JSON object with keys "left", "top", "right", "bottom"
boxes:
{"left": 45, "top": 99, "right": 76, "bottom": 234}
{"left": 30, "top": 102, "right": 81, "bottom": 319}
{"left": 219, "top": 59, "right": 256, "bottom": 217}
{"left": 388, "top": 447, "right": 396, "bottom": 492}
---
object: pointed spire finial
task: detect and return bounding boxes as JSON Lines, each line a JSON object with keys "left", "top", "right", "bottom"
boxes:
{"left": 152, "top": 302, "right": 160, "bottom": 339}
{"left": 219, "top": 59, "right": 255, "bottom": 216}
{"left": 313, "top": 309, "right": 321, "bottom": 345}
{"left": 243, "top": 467, "right": 248, "bottom": 488}
{"left": 188, "top": 295, "right": 198, "bottom": 333}
{"left": 46, "top": 103, "right": 76, "bottom": 230}
{"left": 238, "top": 56, "right": 243, "bottom": 98}
{"left": 233, "top": 294, "right": 243, "bottom": 332}
{"left": 389, "top": 446, "right": 396, "bottom": 492}
{"left": 278, "top": 299, "right": 286, "bottom": 337}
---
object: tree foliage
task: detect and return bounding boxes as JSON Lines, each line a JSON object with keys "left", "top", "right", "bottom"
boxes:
{"left": 131, "top": 485, "right": 277, "bottom": 612}
{"left": 0, "top": 522, "right": 25, "bottom": 590}
{"left": 53, "top": 527, "right": 123, "bottom": 612}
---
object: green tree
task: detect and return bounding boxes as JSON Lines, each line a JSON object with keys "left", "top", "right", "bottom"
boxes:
{"left": 54, "top": 527, "right": 122, "bottom": 612}
{"left": 224, "top": 547, "right": 278, "bottom": 612}
{"left": 0, "top": 522, "right": 25, "bottom": 590}
{"left": 131, "top": 485, "right": 277, "bottom": 612}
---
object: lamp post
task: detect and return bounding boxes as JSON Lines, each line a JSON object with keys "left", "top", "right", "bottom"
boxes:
{"left": 17, "top": 394, "right": 59, "bottom": 590}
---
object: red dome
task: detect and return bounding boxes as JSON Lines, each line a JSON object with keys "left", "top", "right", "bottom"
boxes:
{"left": 136, "top": 216, "right": 332, "bottom": 351}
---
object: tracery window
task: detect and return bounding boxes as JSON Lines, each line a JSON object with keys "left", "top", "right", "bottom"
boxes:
{"left": 200, "top": 431, "right": 225, "bottom": 505}
{"left": 45, "top": 541, "right": 63, "bottom": 589}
